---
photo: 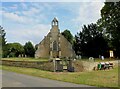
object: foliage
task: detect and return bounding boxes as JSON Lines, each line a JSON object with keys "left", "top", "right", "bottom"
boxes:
{"left": 61, "top": 29, "right": 73, "bottom": 44}
{"left": 0, "top": 26, "right": 7, "bottom": 57}
{"left": 97, "top": 2, "right": 120, "bottom": 58}
{"left": 0, "top": 26, "right": 6, "bottom": 46}
{"left": 24, "top": 41, "right": 35, "bottom": 57}
{"left": 3, "top": 43, "right": 24, "bottom": 57}
{"left": 74, "top": 23, "right": 109, "bottom": 57}
{"left": 35, "top": 44, "right": 38, "bottom": 51}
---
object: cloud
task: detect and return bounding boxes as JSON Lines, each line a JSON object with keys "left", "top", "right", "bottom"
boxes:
{"left": 1, "top": 0, "right": 105, "bottom": 2}
{"left": 6, "top": 24, "right": 50, "bottom": 45}
{"left": 2, "top": 3, "right": 52, "bottom": 45}
{"left": 2, "top": 11, "right": 34, "bottom": 24}
{"left": 72, "top": 2, "right": 104, "bottom": 29}
{"left": 2, "top": 3, "right": 47, "bottom": 24}
{"left": 20, "top": 3, "right": 28, "bottom": 9}
{"left": 10, "top": 4, "right": 18, "bottom": 9}
{"left": 22, "top": 7, "right": 40, "bottom": 16}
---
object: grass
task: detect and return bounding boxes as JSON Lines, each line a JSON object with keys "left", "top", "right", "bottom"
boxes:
{"left": 1, "top": 57, "right": 49, "bottom": 62}
{"left": 77, "top": 58, "right": 119, "bottom": 62}
{"left": 94, "top": 58, "right": 119, "bottom": 62}
{"left": 0, "top": 65, "right": 2, "bottom": 69}
{"left": 1, "top": 64, "right": 118, "bottom": 87}
{"left": 1, "top": 57, "right": 119, "bottom": 62}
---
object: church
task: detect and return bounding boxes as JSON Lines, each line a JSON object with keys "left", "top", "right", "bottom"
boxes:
{"left": 35, "top": 18, "right": 76, "bottom": 59}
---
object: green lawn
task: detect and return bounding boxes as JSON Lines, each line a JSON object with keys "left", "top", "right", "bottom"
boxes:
{"left": 77, "top": 58, "right": 118, "bottom": 62}
{"left": 1, "top": 64, "right": 118, "bottom": 87}
{"left": 94, "top": 58, "right": 118, "bottom": 62}
{"left": 0, "top": 65, "right": 2, "bottom": 69}
{"left": 1, "top": 57, "right": 49, "bottom": 62}
{"left": 1, "top": 57, "right": 118, "bottom": 62}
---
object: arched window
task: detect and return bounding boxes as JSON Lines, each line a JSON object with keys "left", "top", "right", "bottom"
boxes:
{"left": 53, "top": 41, "right": 58, "bottom": 51}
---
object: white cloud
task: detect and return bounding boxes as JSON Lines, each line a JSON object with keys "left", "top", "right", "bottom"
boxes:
{"left": 2, "top": 11, "right": 34, "bottom": 24}
{"left": 2, "top": 3, "right": 46, "bottom": 25}
{"left": 6, "top": 24, "right": 50, "bottom": 45}
{"left": 10, "top": 4, "right": 18, "bottom": 9}
{"left": 20, "top": 3, "right": 28, "bottom": 9}
{"left": 22, "top": 7, "right": 40, "bottom": 16}
{"left": 72, "top": 2, "right": 104, "bottom": 29}
{"left": 1, "top": 0, "right": 105, "bottom": 2}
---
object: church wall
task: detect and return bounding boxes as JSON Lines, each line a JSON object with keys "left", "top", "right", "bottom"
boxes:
{"left": 35, "top": 18, "right": 76, "bottom": 59}
{"left": 35, "top": 34, "right": 50, "bottom": 58}
{"left": 60, "top": 34, "right": 75, "bottom": 58}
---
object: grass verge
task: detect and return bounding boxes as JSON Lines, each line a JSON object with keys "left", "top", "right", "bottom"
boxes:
{"left": 0, "top": 65, "right": 2, "bottom": 69}
{"left": 1, "top": 58, "right": 48, "bottom": 62}
{"left": 2, "top": 65, "right": 118, "bottom": 87}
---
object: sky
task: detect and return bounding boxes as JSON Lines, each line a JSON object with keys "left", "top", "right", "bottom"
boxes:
{"left": 0, "top": 0, "right": 105, "bottom": 46}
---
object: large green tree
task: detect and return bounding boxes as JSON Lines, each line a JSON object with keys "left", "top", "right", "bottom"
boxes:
{"left": 74, "top": 23, "right": 109, "bottom": 58}
{"left": 97, "top": 2, "right": 120, "bottom": 58}
{"left": 0, "top": 26, "right": 7, "bottom": 57}
{"left": 4, "top": 43, "right": 24, "bottom": 57}
{"left": 61, "top": 29, "right": 73, "bottom": 44}
{"left": 24, "top": 41, "right": 35, "bottom": 57}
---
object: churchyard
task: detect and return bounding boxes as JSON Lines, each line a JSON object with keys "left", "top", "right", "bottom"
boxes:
{"left": 0, "top": 57, "right": 119, "bottom": 87}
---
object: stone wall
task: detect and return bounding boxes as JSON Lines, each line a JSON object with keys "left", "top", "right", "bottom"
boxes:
{"left": 2, "top": 60, "right": 54, "bottom": 72}
{"left": 2, "top": 60, "right": 118, "bottom": 72}
{"left": 72, "top": 60, "right": 84, "bottom": 72}
{"left": 80, "top": 60, "right": 119, "bottom": 71}
{"left": 60, "top": 34, "right": 76, "bottom": 58}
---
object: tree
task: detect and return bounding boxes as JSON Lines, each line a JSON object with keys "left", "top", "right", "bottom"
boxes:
{"left": 4, "top": 43, "right": 24, "bottom": 57}
{"left": 24, "top": 41, "right": 35, "bottom": 57}
{"left": 74, "top": 23, "right": 109, "bottom": 58}
{"left": 0, "top": 26, "right": 6, "bottom": 46}
{"left": 61, "top": 29, "right": 73, "bottom": 44}
{"left": 97, "top": 2, "right": 120, "bottom": 58}
{"left": 35, "top": 44, "right": 38, "bottom": 51}
{"left": 0, "top": 26, "right": 7, "bottom": 57}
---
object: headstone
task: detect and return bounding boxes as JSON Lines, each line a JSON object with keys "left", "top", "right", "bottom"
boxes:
{"left": 74, "top": 59, "right": 76, "bottom": 61}
{"left": 101, "top": 56, "right": 104, "bottom": 60}
{"left": 18, "top": 55, "right": 21, "bottom": 58}
{"left": 76, "top": 55, "right": 78, "bottom": 59}
{"left": 79, "top": 55, "right": 81, "bottom": 59}
{"left": 109, "top": 50, "right": 114, "bottom": 58}
{"left": 99, "top": 55, "right": 101, "bottom": 58}
{"left": 89, "top": 57, "right": 94, "bottom": 62}
{"left": 25, "top": 55, "right": 27, "bottom": 58}
{"left": 7, "top": 55, "right": 9, "bottom": 58}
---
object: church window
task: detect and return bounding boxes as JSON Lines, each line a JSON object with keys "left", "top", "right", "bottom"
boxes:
{"left": 53, "top": 41, "right": 58, "bottom": 51}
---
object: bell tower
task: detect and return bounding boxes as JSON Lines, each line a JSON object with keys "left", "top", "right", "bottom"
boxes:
{"left": 51, "top": 17, "right": 58, "bottom": 27}
{"left": 49, "top": 17, "right": 61, "bottom": 58}
{"left": 51, "top": 17, "right": 60, "bottom": 33}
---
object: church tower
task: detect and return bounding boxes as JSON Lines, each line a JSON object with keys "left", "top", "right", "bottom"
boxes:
{"left": 50, "top": 17, "right": 59, "bottom": 33}
{"left": 49, "top": 17, "right": 61, "bottom": 58}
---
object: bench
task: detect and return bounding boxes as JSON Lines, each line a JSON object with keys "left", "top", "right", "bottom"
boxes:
{"left": 97, "top": 62, "right": 113, "bottom": 70}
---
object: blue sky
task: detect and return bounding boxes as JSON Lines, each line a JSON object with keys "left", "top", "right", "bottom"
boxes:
{"left": 1, "top": 1, "right": 105, "bottom": 45}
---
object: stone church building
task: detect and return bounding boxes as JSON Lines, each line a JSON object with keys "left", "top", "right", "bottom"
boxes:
{"left": 35, "top": 18, "right": 76, "bottom": 58}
